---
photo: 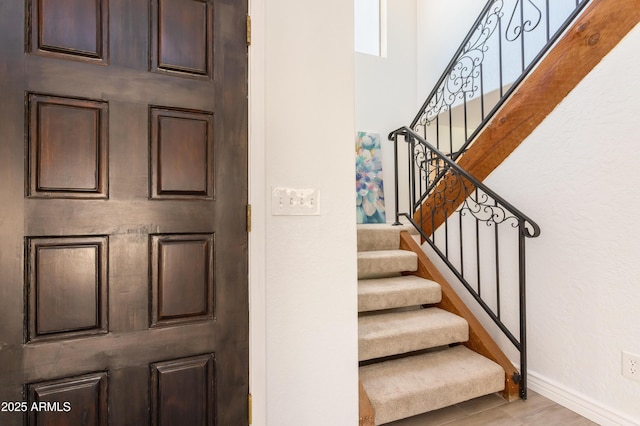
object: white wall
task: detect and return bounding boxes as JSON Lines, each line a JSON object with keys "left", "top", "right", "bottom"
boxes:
{"left": 251, "top": 0, "right": 359, "bottom": 425}
{"left": 406, "top": 3, "right": 640, "bottom": 423}
{"left": 481, "top": 24, "right": 640, "bottom": 425}
{"left": 355, "top": 0, "right": 417, "bottom": 222}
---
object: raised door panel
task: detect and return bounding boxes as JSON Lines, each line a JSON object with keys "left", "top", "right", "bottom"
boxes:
{"left": 150, "top": 233, "right": 215, "bottom": 327}
{"left": 150, "top": 0, "right": 213, "bottom": 78}
{"left": 150, "top": 107, "right": 214, "bottom": 199}
{"left": 27, "top": 94, "right": 109, "bottom": 198}
{"left": 26, "top": 236, "right": 108, "bottom": 342}
{"left": 150, "top": 354, "right": 215, "bottom": 426}
{"left": 27, "top": 0, "right": 109, "bottom": 63}
{"left": 27, "top": 373, "right": 108, "bottom": 426}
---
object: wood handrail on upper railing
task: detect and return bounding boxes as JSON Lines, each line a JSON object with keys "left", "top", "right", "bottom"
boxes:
{"left": 416, "top": 0, "right": 640, "bottom": 235}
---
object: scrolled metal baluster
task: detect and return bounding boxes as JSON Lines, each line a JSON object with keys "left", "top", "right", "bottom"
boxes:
{"left": 388, "top": 126, "right": 541, "bottom": 402}
{"left": 506, "top": 0, "right": 542, "bottom": 42}
{"left": 393, "top": 0, "right": 589, "bottom": 402}
{"left": 418, "top": 1, "right": 505, "bottom": 128}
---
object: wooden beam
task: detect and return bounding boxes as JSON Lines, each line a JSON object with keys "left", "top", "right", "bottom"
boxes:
{"left": 416, "top": 0, "right": 640, "bottom": 235}
{"left": 359, "top": 379, "right": 375, "bottom": 426}
{"left": 399, "top": 232, "right": 521, "bottom": 401}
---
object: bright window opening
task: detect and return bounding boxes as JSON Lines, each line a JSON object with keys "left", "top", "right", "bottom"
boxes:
{"left": 355, "top": 0, "right": 387, "bottom": 57}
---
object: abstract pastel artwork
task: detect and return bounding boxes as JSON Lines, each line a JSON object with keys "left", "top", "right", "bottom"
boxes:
{"left": 356, "top": 131, "right": 386, "bottom": 223}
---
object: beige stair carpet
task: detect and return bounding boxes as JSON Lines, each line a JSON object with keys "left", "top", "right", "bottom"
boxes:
{"left": 358, "top": 250, "right": 417, "bottom": 279}
{"left": 359, "top": 308, "right": 468, "bottom": 361}
{"left": 356, "top": 223, "right": 506, "bottom": 424}
{"left": 357, "top": 224, "right": 416, "bottom": 252}
{"left": 358, "top": 275, "right": 441, "bottom": 312}
{"left": 360, "top": 345, "right": 505, "bottom": 425}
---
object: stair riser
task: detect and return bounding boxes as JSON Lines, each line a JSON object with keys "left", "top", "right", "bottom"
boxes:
{"left": 357, "top": 225, "right": 414, "bottom": 251}
{"left": 358, "top": 277, "right": 441, "bottom": 312}
{"left": 357, "top": 254, "right": 417, "bottom": 279}
{"left": 359, "top": 329, "right": 468, "bottom": 362}
{"left": 358, "top": 309, "right": 468, "bottom": 361}
{"left": 358, "top": 231, "right": 400, "bottom": 251}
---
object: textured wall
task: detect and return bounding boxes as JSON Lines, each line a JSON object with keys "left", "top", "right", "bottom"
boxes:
{"left": 260, "top": 0, "right": 359, "bottom": 425}
{"left": 482, "top": 24, "right": 640, "bottom": 424}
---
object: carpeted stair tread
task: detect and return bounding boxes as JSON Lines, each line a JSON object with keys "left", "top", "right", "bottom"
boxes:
{"left": 360, "top": 345, "right": 505, "bottom": 425}
{"left": 358, "top": 275, "right": 441, "bottom": 312}
{"left": 358, "top": 250, "right": 417, "bottom": 279}
{"left": 357, "top": 224, "right": 416, "bottom": 252}
{"left": 359, "top": 308, "right": 468, "bottom": 361}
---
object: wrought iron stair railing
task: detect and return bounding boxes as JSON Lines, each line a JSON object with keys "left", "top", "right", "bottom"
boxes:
{"left": 413, "top": 0, "right": 591, "bottom": 159}
{"left": 389, "top": 0, "right": 594, "bottom": 399}
{"left": 390, "top": 126, "right": 540, "bottom": 399}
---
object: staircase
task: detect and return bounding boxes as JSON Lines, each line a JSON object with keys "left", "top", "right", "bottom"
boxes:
{"left": 358, "top": 224, "right": 505, "bottom": 425}
{"left": 357, "top": 1, "right": 640, "bottom": 424}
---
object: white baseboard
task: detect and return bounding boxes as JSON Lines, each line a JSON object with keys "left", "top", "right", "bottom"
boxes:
{"left": 528, "top": 371, "right": 640, "bottom": 426}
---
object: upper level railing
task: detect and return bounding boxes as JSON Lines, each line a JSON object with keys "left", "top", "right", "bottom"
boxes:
{"left": 390, "top": 126, "right": 540, "bottom": 399}
{"left": 412, "top": 0, "right": 591, "bottom": 159}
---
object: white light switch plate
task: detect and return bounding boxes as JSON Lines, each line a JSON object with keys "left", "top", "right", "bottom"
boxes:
{"left": 271, "top": 187, "right": 320, "bottom": 216}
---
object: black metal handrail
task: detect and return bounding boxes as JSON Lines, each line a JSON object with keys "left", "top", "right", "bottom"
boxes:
{"left": 390, "top": 0, "right": 592, "bottom": 399}
{"left": 412, "top": 0, "right": 591, "bottom": 159}
{"left": 390, "top": 126, "right": 540, "bottom": 399}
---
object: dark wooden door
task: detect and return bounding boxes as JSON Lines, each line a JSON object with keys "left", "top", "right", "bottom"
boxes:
{"left": 0, "top": 0, "right": 248, "bottom": 425}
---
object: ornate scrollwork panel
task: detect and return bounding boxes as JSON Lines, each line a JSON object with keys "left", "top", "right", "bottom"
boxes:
{"left": 506, "top": 0, "right": 542, "bottom": 42}
{"left": 418, "top": 1, "right": 505, "bottom": 128}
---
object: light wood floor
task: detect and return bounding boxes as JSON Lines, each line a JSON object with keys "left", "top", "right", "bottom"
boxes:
{"left": 386, "top": 391, "right": 599, "bottom": 426}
